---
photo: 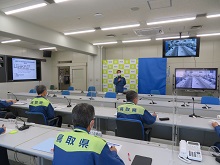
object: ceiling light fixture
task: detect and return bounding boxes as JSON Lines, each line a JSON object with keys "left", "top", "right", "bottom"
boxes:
{"left": 206, "top": 14, "right": 220, "bottom": 18}
{"left": 101, "top": 23, "right": 140, "bottom": 31}
{"left": 122, "top": 39, "right": 151, "bottom": 43}
{"left": 147, "top": 17, "right": 196, "bottom": 25}
{"left": 93, "top": 42, "right": 118, "bottom": 45}
{"left": 156, "top": 36, "right": 189, "bottom": 40}
{"left": 39, "top": 47, "right": 57, "bottom": 50}
{"left": 1, "top": 39, "right": 21, "bottom": 43}
{"left": 64, "top": 29, "right": 95, "bottom": 35}
{"left": 197, "top": 33, "right": 220, "bottom": 37}
{"left": 54, "top": 0, "right": 71, "bottom": 3}
{"left": 3, "top": 0, "right": 47, "bottom": 15}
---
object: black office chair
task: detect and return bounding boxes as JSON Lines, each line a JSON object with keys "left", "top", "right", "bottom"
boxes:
{"left": 115, "top": 118, "right": 152, "bottom": 141}
{"left": 25, "top": 111, "right": 60, "bottom": 127}
{"left": 0, "top": 110, "right": 7, "bottom": 118}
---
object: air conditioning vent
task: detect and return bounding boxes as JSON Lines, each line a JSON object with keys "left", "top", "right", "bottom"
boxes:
{"left": 134, "top": 27, "right": 164, "bottom": 36}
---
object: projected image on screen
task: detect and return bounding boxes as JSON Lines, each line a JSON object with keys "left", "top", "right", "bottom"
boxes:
{"left": 165, "top": 38, "right": 197, "bottom": 57}
{"left": 12, "top": 58, "right": 37, "bottom": 80}
{"left": 176, "top": 69, "right": 217, "bottom": 90}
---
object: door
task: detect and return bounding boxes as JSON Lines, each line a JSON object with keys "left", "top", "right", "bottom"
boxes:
{"left": 70, "top": 66, "right": 87, "bottom": 91}
{"left": 58, "top": 66, "right": 70, "bottom": 90}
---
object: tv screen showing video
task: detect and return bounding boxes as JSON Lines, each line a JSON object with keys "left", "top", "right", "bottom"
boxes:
{"left": 163, "top": 37, "right": 200, "bottom": 58}
{"left": 175, "top": 68, "right": 218, "bottom": 90}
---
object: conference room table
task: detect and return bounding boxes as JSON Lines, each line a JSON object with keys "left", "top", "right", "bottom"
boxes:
{"left": 10, "top": 101, "right": 220, "bottom": 146}
{"left": 47, "top": 89, "right": 203, "bottom": 102}
{"left": 0, "top": 119, "right": 218, "bottom": 165}
{"left": 8, "top": 92, "right": 220, "bottom": 118}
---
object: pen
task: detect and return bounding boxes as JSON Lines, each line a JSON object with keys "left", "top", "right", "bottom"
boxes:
{"left": 128, "top": 153, "right": 131, "bottom": 161}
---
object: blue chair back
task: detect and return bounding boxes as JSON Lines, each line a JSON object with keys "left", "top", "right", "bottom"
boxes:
{"left": 88, "top": 86, "right": 96, "bottom": 92}
{"left": 201, "top": 96, "right": 220, "bottom": 105}
{"left": 29, "top": 89, "right": 36, "bottom": 93}
{"left": 68, "top": 86, "right": 74, "bottom": 91}
{"left": 87, "top": 91, "right": 96, "bottom": 97}
{"left": 116, "top": 118, "right": 145, "bottom": 140}
{"left": 150, "top": 90, "right": 160, "bottom": 95}
{"left": 105, "top": 92, "right": 117, "bottom": 98}
{"left": 26, "top": 111, "right": 48, "bottom": 125}
{"left": 62, "top": 90, "right": 70, "bottom": 95}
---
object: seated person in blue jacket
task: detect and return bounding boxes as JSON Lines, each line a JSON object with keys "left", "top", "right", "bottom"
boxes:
{"left": 29, "top": 85, "right": 62, "bottom": 127}
{"left": 0, "top": 99, "right": 17, "bottom": 118}
{"left": 211, "top": 121, "right": 220, "bottom": 150}
{"left": 117, "top": 90, "right": 157, "bottom": 125}
{"left": 0, "top": 125, "right": 10, "bottom": 165}
{"left": 113, "top": 70, "right": 126, "bottom": 93}
{"left": 53, "top": 103, "right": 125, "bottom": 165}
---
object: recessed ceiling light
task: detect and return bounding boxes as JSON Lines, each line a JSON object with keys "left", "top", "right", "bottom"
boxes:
{"left": 93, "top": 41, "right": 118, "bottom": 45}
{"left": 147, "top": 17, "right": 196, "bottom": 25}
{"left": 64, "top": 29, "right": 95, "bottom": 35}
{"left": 1, "top": 39, "right": 21, "bottom": 43}
{"left": 197, "top": 33, "right": 220, "bottom": 37}
{"left": 54, "top": 0, "right": 71, "bottom": 3}
{"left": 39, "top": 47, "right": 57, "bottom": 50}
{"left": 3, "top": 0, "right": 47, "bottom": 15}
{"left": 206, "top": 14, "right": 220, "bottom": 18}
{"left": 101, "top": 23, "right": 140, "bottom": 31}
{"left": 122, "top": 39, "right": 151, "bottom": 43}
{"left": 156, "top": 36, "right": 189, "bottom": 40}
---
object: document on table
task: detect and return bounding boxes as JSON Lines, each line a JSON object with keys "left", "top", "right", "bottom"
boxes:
{"left": 107, "top": 141, "right": 122, "bottom": 153}
{"left": 32, "top": 138, "right": 55, "bottom": 153}
{"left": 14, "top": 102, "right": 27, "bottom": 105}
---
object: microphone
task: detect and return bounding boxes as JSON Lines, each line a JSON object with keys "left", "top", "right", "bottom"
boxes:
{"left": 140, "top": 97, "right": 157, "bottom": 104}
{"left": 189, "top": 97, "right": 200, "bottom": 118}
{"left": 64, "top": 96, "right": 71, "bottom": 107}
{"left": 149, "top": 100, "right": 157, "bottom": 104}
{"left": 181, "top": 102, "right": 189, "bottom": 107}
{"left": 8, "top": 92, "right": 19, "bottom": 101}
{"left": 16, "top": 117, "right": 30, "bottom": 131}
{"left": 202, "top": 104, "right": 211, "bottom": 109}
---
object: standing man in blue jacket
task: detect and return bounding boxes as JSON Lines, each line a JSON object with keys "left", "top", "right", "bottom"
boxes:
{"left": 113, "top": 70, "right": 126, "bottom": 93}
{"left": 0, "top": 125, "right": 10, "bottom": 165}
{"left": 53, "top": 103, "right": 125, "bottom": 165}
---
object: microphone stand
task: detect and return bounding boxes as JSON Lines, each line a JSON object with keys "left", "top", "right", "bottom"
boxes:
{"left": 189, "top": 97, "right": 200, "bottom": 118}
{"left": 16, "top": 117, "right": 30, "bottom": 131}
{"left": 139, "top": 97, "right": 157, "bottom": 104}
{"left": 8, "top": 92, "right": 19, "bottom": 101}
{"left": 64, "top": 96, "right": 72, "bottom": 107}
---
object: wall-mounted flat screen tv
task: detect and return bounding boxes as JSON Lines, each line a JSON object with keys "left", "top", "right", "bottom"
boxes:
{"left": 7, "top": 56, "right": 41, "bottom": 81}
{"left": 163, "top": 37, "right": 200, "bottom": 58}
{"left": 175, "top": 68, "right": 218, "bottom": 90}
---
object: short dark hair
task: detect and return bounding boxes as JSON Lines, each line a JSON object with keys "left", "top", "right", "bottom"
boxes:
{"left": 126, "top": 90, "right": 138, "bottom": 102}
{"left": 117, "top": 70, "right": 121, "bottom": 73}
{"left": 36, "top": 85, "right": 47, "bottom": 95}
{"left": 72, "top": 103, "right": 95, "bottom": 128}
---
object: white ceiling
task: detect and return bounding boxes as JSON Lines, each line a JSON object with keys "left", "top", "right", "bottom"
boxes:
{"left": 0, "top": 0, "right": 220, "bottom": 49}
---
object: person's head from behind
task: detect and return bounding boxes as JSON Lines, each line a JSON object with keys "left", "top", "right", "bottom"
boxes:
{"left": 126, "top": 90, "right": 138, "bottom": 105}
{"left": 36, "top": 85, "right": 47, "bottom": 96}
{"left": 72, "top": 103, "right": 95, "bottom": 132}
{"left": 116, "top": 70, "right": 121, "bottom": 76}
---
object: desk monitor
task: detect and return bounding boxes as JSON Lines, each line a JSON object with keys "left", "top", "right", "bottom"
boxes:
{"left": 175, "top": 68, "right": 218, "bottom": 90}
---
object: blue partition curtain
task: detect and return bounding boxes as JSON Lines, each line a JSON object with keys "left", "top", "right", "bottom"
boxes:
{"left": 138, "top": 58, "right": 167, "bottom": 95}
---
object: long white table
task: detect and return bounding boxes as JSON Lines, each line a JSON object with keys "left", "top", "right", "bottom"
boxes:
{"left": 12, "top": 125, "right": 219, "bottom": 165}
{"left": 8, "top": 92, "right": 220, "bottom": 117}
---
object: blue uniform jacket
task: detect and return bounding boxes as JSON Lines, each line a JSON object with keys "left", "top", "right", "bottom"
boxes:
{"left": 53, "top": 127, "right": 125, "bottom": 165}
{"left": 0, "top": 128, "right": 4, "bottom": 134}
{"left": 113, "top": 76, "right": 126, "bottom": 93}
{"left": 29, "top": 96, "right": 55, "bottom": 120}
{"left": 0, "top": 101, "right": 13, "bottom": 108}
{"left": 215, "top": 126, "right": 220, "bottom": 137}
{"left": 117, "top": 102, "right": 156, "bottom": 125}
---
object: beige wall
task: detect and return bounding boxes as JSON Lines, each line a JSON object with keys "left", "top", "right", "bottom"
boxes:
{"left": 0, "top": 44, "right": 52, "bottom": 98}
{"left": 105, "top": 39, "right": 220, "bottom": 95}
